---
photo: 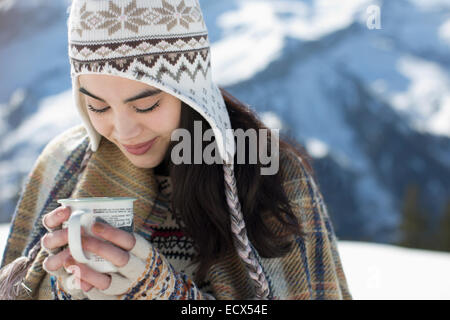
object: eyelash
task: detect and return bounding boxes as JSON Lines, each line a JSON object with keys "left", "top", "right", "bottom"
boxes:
{"left": 87, "top": 101, "right": 161, "bottom": 114}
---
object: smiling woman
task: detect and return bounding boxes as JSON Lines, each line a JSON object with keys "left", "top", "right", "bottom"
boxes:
{"left": 77, "top": 74, "right": 182, "bottom": 169}
{"left": 0, "top": 0, "right": 351, "bottom": 301}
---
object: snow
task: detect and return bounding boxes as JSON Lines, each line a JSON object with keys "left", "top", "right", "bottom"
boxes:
{"left": 212, "top": 1, "right": 285, "bottom": 86}
{"left": 0, "top": 90, "right": 81, "bottom": 204}
{"left": 439, "top": 19, "right": 450, "bottom": 45}
{"left": 0, "top": 0, "right": 14, "bottom": 11}
{"left": 1, "top": 90, "right": 80, "bottom": 154}
{"left": 407, "top": 0, "right": 450, "bottom": 10}
{"left": 338, "top": 240, "right": 450, "bottom": 300}
{"left": 0, "top": 0, "right": 70, "bottom": 11}
{"left": 390, "top": 56, "right": 450, "bottom": 137}
{"left": 1, "top": 222, "right": 449, "bottom": 300}
{"left": 0, "top": 1, "right": 71, "bottom": 103}
{"left": 260, "top": 111, "right": 284, "bottom": 130}
{"left": 211, "top": 0, "right": 374, "bottom": 86}
{"left": 0, "top": 224, "right": 10, "bottom": 262}
{"left": 305, "top": 138, "right": 329, "bottom": 159}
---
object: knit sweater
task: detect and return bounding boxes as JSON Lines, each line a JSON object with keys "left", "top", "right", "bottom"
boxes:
{"left": 1, "top": 125, "right": 352, "bottom": 300}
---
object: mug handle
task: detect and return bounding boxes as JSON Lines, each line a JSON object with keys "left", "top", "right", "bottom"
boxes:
{"left": 68, "top": 209, "right": 92, "bottom": 264}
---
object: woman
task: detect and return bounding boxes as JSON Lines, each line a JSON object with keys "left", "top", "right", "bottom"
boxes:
{"left": 0, "top": 0, "right": 351, "bottom": 300}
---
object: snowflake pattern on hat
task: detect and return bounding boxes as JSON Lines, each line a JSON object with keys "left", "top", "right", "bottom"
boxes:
{"left": 68, "top": 0, "right": 234, "bottom": 164}
{"left": 71, "top": 0, "right": 204, "bottom": 37}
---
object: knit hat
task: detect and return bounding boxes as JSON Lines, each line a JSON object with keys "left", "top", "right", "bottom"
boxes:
{"left": 67, "top": 0, "right": 270, "bottom": 299}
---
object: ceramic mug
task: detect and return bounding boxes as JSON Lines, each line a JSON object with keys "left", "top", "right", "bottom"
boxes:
{"left": 57, "top": 197, "right": 137, "bottom": 273}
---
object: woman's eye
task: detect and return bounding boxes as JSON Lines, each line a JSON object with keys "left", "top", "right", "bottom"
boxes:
{"left": 87, "top": 105, "right": 110, "bottom": 113}
{"left": 134, "top": 101, "right": 161, "bottom": 113}
{"left": 87, "top": 101, "right": 161, "bottom": 114}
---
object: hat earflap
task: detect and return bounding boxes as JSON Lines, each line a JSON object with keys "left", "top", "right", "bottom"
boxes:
{"left": 72, "top": 76, "right": 102, "bottom": 152}
{"left": 223, "top": 163, "right": 270, "bottom": 299}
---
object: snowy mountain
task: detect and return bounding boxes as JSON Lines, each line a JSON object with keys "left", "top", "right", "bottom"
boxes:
{"left": 0, "top": 0, "right": 449, "bottom": 246}
{"left": 212, "top": 0, "right": 450, "bottom": 242}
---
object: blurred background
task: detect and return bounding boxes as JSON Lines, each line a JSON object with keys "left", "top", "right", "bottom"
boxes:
{"left": 0, "top": 0, "right": 449, "bottom": 299}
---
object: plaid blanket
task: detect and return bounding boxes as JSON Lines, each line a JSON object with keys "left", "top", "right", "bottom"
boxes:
{"left": 1, "top": 125, "right": 352, "bottom": 300}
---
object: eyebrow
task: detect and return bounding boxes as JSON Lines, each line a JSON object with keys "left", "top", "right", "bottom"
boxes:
{"left": 79, "top": 87, "right": 162, "bottom": 103}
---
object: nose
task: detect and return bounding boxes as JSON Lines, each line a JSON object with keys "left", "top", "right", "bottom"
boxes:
{"left": 112, "top": 109, "right": 142, "bottom": 142}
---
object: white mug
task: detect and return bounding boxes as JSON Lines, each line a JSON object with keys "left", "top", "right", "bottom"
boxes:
{"left": 57, "top": 197, "right": 137, "bottom": 273}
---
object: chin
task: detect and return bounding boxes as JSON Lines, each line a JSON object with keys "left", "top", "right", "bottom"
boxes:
{"left": 128, "top": 156, "right": 159, "bottom": 169}
{"left": 114, "top": 138, "right": 167, "bottom": 169}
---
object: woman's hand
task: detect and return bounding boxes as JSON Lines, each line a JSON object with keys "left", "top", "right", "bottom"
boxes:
{"left": 41, "top": 206, "right": 137, "bottom": 294}
{"left": 41, "top": 206, "right": 159, "bottom": 300}
{"left": 41, "top": 206, "right": 93, "bottom": 292}
{"left": 63, "top": 220, "right": 137, "bottom": 293}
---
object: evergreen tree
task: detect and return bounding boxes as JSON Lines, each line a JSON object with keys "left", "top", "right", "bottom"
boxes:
{"left": 398, "top": 184, "right": 429, "bottom": 250}
{"left": 437, "top": 200, "right": 450, "bottom": 252}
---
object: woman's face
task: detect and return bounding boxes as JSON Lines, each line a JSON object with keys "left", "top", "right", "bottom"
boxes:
{"left": 78, "top": 74, "right": 181, "bottom": 169}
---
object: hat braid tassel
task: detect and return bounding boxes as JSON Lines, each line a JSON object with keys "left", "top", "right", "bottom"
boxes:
{"left": 223, "top": 163, "right": 270, "bottom": 299}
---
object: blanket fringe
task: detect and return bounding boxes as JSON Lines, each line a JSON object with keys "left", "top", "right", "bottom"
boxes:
{"left": 0, "top": 241, "right": 41, "bottom": 300}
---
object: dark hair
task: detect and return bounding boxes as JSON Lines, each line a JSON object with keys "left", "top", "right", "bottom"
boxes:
{"left": 162, "top": 87, "right": 314, "bottom": 283}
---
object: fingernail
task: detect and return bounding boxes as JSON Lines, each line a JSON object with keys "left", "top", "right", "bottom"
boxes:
{"left": 64, "top": 256, "right": 75, "bottom": 268}
{"left": 57, "top": 209, "right": 67, "bottom": 217}
{"left": 93, "top": 222, "right": 105, "bottom": 234}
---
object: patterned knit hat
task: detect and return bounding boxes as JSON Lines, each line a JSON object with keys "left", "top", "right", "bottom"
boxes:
{"left": 68, "top": 0, "right": 269, "bottom": 299}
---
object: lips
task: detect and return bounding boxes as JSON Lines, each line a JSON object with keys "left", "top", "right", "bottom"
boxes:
{"left": 122, "top": 137, "right": 158, "bottom": 155}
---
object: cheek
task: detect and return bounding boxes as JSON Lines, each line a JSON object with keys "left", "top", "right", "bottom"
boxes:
{"left": 148, "top": 100, "right": 181, "bottom": 135}
{"left": 88, "top": 113, "right": 112, "bottom": 137}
